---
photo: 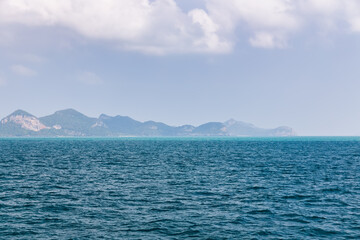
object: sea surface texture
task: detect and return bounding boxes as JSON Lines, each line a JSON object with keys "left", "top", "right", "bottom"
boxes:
{"left": 0, "top": 138, "right": 360, "bottom": 239}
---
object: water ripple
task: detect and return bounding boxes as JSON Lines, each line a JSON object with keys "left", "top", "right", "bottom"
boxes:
{"left": 0, "top": 139, "right": 359, "bottom": 239}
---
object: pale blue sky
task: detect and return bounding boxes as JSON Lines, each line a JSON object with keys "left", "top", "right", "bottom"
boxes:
{"left": 1, "top": 0, "right": 360, "bottom": 136}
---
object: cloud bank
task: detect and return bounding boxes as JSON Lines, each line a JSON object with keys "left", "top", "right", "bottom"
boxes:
{"left": 0, "top": 0, "right": 232, "bottom": 54}
{"left": 0, "top": 0, "right": 360, "bottom": 54}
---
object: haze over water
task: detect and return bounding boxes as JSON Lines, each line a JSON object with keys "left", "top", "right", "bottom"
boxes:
{"left": 1, "top": 138, "right": 359, "bottom": 239}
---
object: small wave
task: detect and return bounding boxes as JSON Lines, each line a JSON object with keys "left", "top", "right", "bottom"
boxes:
{"left": 130, "top": 227, "right": 163, "bottom": 233}
{"left": 247, "top": 209, "right": 273, "bottom": 215}
{"left": 321, "top": 187, "right": 342, "bottom": 193}
{"left": 305, "top": 215, "right": 327, "bottom": 221}
{"left": 282, "top": 194, "right": 313, "bottom": 200}
{"left": 287, "top": 218, "right": 310, "bottom": 224}
{"left": 167, "top": 229, "right": 201, "bottom": 237}
{"left": 307, "top": 227, "right": 341, "bottom": 236}
{"left": 246, "top": 186, "right": 266, "bottom": 190}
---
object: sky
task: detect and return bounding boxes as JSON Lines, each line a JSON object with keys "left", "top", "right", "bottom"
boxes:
{"left": 1, "top": 0, "right": 360, "bottom": 136}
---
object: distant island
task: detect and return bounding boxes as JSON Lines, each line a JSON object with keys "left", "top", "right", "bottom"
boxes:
{"left": 0, "top": 109, "right": 296, "bottom": 137}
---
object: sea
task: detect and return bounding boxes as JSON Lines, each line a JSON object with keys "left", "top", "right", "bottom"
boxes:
{"left": 0, "top": 137, "right": 359, "bottom": 239}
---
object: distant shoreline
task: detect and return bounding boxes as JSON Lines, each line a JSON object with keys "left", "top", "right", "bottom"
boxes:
{"left": 1, "top": 136, "right": 360, "bottom": 142}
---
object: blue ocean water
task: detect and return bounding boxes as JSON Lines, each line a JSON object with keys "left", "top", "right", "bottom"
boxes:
{"left": 0, "top": 137, "right": 360, "bottom": 239}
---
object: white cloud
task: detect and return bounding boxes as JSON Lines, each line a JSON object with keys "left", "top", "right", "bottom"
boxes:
{"left": 11, "top": 64, "right": 37, "bottom": 76}
{"left": 344, "top": 1, "right": 360, "bottom": 32}
{"left": 296, "top": 0, "right": 360, "bottom": 33}
{"left": 206, "top": 0, "right": 360, "bottom": 48}
{"left": 296, "top": 0, "right": 345, "bottom": 32}
{"left": 77, "top": 71, "right": 103, "bottom": 85}
{"left": 206, "top": 0, "right": 300, "bottom": 48}
{"left": 299, "top": 0, "right": 342, "bottom": 15}
{"left": 208, "top": 0, "right": 299, "bottom": 30}
{"left": 299, "top": 0, "right": 360, "bottom": 35}
{"left": 1, "top": 0, "right": 360, "bottom": 52}
{"left": 0, "top": 0, "right": 231, "bottom": 54}
{"left": 189, "top": 9, "right": 232, "bottom": 52}
{"left": 249, "top": 32, "right": 287, "bottom": 49}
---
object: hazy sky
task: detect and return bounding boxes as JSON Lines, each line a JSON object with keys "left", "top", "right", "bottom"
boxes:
{"left": 1, "top": 0, "right": 360, "bottom": 136}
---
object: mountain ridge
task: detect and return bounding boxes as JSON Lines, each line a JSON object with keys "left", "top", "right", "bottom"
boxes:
{"left": 0, "top": 109, "right": 296, "bottom": 137}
